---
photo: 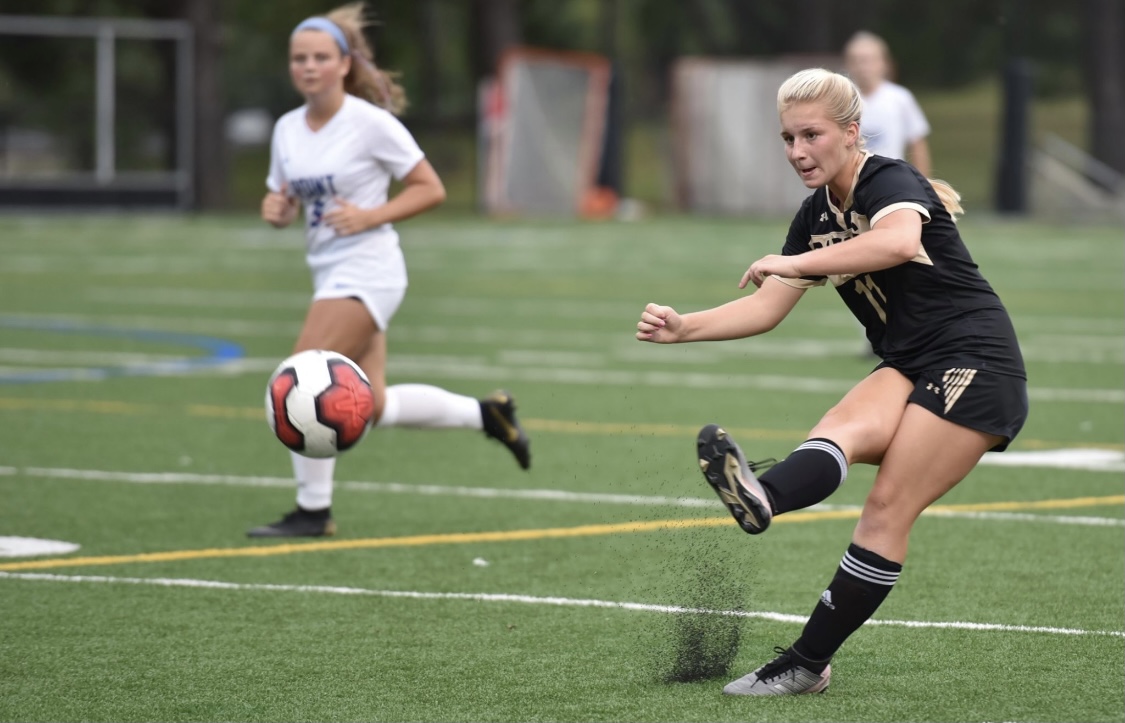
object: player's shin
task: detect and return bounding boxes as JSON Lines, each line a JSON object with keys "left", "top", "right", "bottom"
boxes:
{"left": 758, "top": 438, "right": 848, "bottom": 513}
{"left": 293, "top": 452, "right": 335, "bottom": 511}
{"left": 791, "top": 543, "right": 902, "bottom": 667}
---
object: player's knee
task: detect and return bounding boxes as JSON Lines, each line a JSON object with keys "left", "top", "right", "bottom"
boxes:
{"left": 809, "top": 414, "right": 889, "bottom": 463}
{"left": 863, "top": 486, "right": 896, "bottom": 516}
{"left": 858, "top": 485, "right": 917, "bottom": 537}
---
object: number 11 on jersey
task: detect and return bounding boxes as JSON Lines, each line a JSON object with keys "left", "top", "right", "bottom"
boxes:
{"left": 854, "top": 273, "right": 887, "bottom": 322}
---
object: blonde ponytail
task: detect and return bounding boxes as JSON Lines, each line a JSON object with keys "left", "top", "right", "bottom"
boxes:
{"left": 928, "top": 178, "right": 964, "bottom": 220}
{"left": 326, "top": 2, "right": 409, "bottom": 115}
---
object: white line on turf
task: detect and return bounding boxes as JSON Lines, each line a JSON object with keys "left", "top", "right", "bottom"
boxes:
{"left": 6, "top": 309, "right": 1125, "bottom": 344}
{"left": 4, "top": 466, "right": 1123, "bottom": 526}
{"left": 1, "top": 571, "right": 1121, "bottom": 638}
{"left": 9, "top": 350, "right": 1115, "bottom": 404}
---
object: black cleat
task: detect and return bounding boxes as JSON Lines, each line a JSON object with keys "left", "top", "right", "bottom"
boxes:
{"left": 480, "top": 390, "right": 531, "bottom": 470}
{"left": 246, "top": 507, "right": 336, "bottom": 538}
{"left": 697, "top": 424, "right": 774, "bottom": 534}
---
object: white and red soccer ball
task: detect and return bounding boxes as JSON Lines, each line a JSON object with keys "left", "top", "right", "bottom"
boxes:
{"left": 265, "top": 350, "right": 375, "bottom": 458}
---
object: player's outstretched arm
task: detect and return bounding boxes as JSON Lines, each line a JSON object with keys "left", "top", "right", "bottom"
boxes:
{"left": 760, "top": 209, "right": 922, "bottom": 282}
{"left": 637, "top": 277, "right": 805, "bottom": 343}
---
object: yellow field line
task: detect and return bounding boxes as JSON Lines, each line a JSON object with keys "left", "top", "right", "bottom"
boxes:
{"left": 1, "top": 495, "right": 1119, "bottom": 573}
{"left": 0, "top": 396, "right": 1121, "bottom": 452}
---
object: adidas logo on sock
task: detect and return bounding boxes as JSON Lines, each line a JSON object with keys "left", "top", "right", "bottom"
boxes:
{"left": 819, "top": 589, "right": 835, "bottom": 610}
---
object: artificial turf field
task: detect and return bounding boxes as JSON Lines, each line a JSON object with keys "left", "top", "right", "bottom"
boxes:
{"left": 0, "top": 213, "right": 1122, "bottom": 722}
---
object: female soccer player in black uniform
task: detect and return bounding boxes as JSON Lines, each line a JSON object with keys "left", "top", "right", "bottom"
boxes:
{"left": 636, "top": 68, "right": 1028, "bottom": 695}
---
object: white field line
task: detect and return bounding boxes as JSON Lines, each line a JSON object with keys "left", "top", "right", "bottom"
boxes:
{"left": 5, "top": 350, "right": 1114, "bottom": 404}
{"left": 3, "top": 255, "right": 295, "bottom": 275}
{"left": 0, "top": 337, "right": 1122, "bottom": 366}
{"left": 7, "top": 310, "right": 1125, "bottom": 344}
{"left": 3, "top": 311, "right": 1122, "bottom": 364}
{"left": 1, "top": 571, "right": 1121, "bottom": 638}
{"left": 0, "top": 313, "right": 304, "bottom": 337}
{"left": 0, "top": 348, "right": 186, "bottom": 365}
{"left": 305, "top": 356, "right": 1125, "bottom": 404}
{"left": 68, "top": 290, "right": 1125, "bottom": 336}
{"left": 979, "top": 448, "right": 1125, "bottom": 472}
{"left": 5, "top": 466, "right": 1123, "bottom": 526}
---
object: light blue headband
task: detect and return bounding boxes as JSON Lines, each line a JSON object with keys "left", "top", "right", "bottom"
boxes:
{"left": 292, "top": 17, "right": 350, "bottom": 55}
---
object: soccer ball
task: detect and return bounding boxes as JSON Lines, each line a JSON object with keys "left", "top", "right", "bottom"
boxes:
{"left": 265, "top": 350, "right": 375, "bottom": 458}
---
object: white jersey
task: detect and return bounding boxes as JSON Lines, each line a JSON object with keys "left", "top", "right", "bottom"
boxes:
{"left": 266, "top": 94, "right": 424, "bottom": 286}
{"left": 858, "top": 81, "right": 930, "bottom": 161}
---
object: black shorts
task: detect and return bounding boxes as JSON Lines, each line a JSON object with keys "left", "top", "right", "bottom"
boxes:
{"left": 878, "top": 364, "right": 1029, "bottom": 452}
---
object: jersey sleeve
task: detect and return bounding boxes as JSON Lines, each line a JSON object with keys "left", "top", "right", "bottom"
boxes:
{"left": 777, "top": 201, "right": 827, "bottom": 289}
{"left": 368, "top": 111, "right": 426, "bottom": 181}
{"left": 265, "top": 124, "right": 286, "bottom": 193}
{"left": 857, "top": 161, "right": 933, "bottom": 227}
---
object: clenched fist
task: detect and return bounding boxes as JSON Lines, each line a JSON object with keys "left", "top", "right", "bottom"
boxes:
{"left": 262, "top": 183, "right": 299, "bottom": 228}
{"left": 636, "top": 302, "right": 684, "bottom": 343}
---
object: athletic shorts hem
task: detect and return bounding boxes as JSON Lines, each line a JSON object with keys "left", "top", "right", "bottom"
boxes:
{"left": 878, "top": 364, "right": 1029, "bottom": 452}
{"left": 311, "top": 286, "right": 406, "bottom": 331}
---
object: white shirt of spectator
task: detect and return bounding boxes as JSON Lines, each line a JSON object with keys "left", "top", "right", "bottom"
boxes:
{"left": 858, "top": 81, "right": 931, "bottom": 161}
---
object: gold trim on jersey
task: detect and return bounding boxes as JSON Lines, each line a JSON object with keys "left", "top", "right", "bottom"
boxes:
{"left": 774, "top": 276, "right": 823, "bottom": 289}
{"left": 825, "top": 152, "right": 873, "bottom": 217}
{"left": 871, "top": 201, "right": 934, "bottom": 267}
{"left": 788, "top": 155, "right": 935, "bottom": 287}
{"left": 871, "top": 201, "right": 931, "bottom": 226}
{"left": 942, "top": 367, "right": 978, "bottom": 414}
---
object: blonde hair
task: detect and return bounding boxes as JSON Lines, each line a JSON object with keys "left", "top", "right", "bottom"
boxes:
{"left": 928, "top": 179, "right": 964, "bottom": 219}
{"left": 325, "top": 2, "right": 408, "bottom": 115}
{"left": 778, "top": 68, "right": 963, "bottom": 219}
{"left": 777, "top": 68, "right": 864, "bottom": 147}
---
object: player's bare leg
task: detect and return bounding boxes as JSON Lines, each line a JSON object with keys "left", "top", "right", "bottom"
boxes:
{"left": 726, "top": 404, "right": 1002, "bottom": 694}
{"left": 248, "top": 299, "right": 376, "bottom": 538}
{"left": 356, "top": 318, "right": 530, "bottom": 470}
{"left": 853, "top": 404, "right": 1002, "bottom": 562}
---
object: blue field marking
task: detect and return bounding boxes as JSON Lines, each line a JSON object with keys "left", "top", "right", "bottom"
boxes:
{"left": 0, "top": 317, "right": 244, "bottom": 384}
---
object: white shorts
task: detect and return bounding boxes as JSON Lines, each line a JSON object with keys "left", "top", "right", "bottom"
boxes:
{"left": 309, "top": 245, "right": 408, "bottom": 330}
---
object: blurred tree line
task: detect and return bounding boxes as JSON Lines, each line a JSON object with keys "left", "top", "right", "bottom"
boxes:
{"left": 0, "top": 0, "right": 1121, "bottom": 209}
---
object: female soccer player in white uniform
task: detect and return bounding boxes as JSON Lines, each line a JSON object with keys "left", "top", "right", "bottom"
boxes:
{"left": 636, "top": 68, "right": 1027, "bottom": 695}
{"left": 251, "top": 4, "right": 530, "bottom": 538}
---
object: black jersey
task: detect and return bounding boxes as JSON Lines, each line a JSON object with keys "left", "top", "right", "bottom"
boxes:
{"left": 779, "top": 154, "right": 1026, "bottom": 379}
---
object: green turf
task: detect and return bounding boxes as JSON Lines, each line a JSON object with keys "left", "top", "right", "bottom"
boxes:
{"left": 0, "top": 214, "right": 1122, "bottom": 722}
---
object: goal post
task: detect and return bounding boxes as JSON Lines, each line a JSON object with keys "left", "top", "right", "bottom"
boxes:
{"left": 0, "top": 14, "right": 194, "bottom": 209}
{"left": 479, "top": 47, "right": 612, "bottom": 217}
{"left": 670, "top": 56, "right": 834, "bottom": 216}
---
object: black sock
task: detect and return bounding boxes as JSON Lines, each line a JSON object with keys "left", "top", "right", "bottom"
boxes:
{"left": 792, "top": 543, "right": 902, "bottom": 670}
{"left": 298, "top": 505, "right": 331, "bottom": 519}
{"left": 758, "top": 438, "right": 848, "bottom": 514}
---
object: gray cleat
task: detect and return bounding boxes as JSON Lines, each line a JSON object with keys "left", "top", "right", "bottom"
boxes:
{"left": 723, "top": 647, "right": 831, "bottom": 696}
{"left": 696, "top": 424, "right": 773, "bottom": 534}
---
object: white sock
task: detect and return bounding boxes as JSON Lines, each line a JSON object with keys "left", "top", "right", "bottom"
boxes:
{"left": 292, "top": 452, "right": 335, "bottom": 511}
{"left": 376, "top": 384, "right": 483, "bottom": 429}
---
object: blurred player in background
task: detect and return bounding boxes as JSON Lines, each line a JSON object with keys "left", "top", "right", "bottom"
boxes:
{"left": 636, "top": 68, "right": 1027, "bottom": 696}
{"left": 252, "top": 2, "right": 530, "bottom": 538}
{"left": 844, "top": 30, "right": 932, "bottom": 177}
{"left": 844, "top": 30, "right": 933, "bottom": 356}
